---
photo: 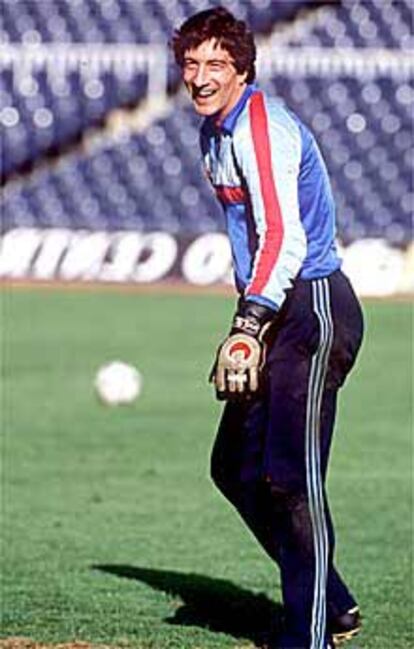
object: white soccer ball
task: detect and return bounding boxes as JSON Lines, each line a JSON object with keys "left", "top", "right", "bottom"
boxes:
{"left": 94, "top": 361, "right": 142, "bottom": 406}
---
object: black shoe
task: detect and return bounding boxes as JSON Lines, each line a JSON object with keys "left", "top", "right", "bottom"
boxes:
{"left": 330, "top": 607, "right": 362, "bottom": 646}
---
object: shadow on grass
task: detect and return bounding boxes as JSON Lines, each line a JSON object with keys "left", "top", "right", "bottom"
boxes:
{"left": 92, "top": 564, "right": 283, "bottom": 646}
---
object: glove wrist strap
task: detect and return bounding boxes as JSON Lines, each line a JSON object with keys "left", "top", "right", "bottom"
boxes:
{"left": 231, "top": 299, "right": 277, "bottom": 339}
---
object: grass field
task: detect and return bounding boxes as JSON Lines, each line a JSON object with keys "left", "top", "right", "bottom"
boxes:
{"left": 1, "top": 287, "right": 412, "bottom": 649}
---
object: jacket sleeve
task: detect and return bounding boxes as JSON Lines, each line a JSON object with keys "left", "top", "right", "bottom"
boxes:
{"left": 232, "top": 92, "right": 307, "bottom": 310}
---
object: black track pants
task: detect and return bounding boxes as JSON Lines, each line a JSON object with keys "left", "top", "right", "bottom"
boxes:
{"left": 211, "top": 271, "right": 363, "bottom": 649}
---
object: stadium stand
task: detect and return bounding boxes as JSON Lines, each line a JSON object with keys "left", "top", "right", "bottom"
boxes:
{"left": 267, "top": 73, "right": 413, "bottom": 244}
{"left": 0, "top": 0, "right": 315, "bottom": 176}
{"left": 3, "top": 67, "right": 413, "bottom": 245}
{"left": 1, "top": 64, "right": 149, "bottom": 175}
{"left": 1, "top": 0, "right": 412, "bottom": 249}
{"left": 276, "top": 0, "right": 413, "bottom": 50}
{"left": 0, "top": 0, "right": 315, "bottom": 44}
{"left": 17, "top": 0, "right": 406, "bottom": 50}
{"left": 1, "top": 107, "right": 222, "bottom": 234}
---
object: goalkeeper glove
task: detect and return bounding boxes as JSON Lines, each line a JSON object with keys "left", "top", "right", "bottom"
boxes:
{"left": 210, "top": 299, "right": 276, "bottom": 400}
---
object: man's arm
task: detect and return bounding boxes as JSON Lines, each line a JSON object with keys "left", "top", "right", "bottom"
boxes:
{"left": 233, "top": 92, "right": 307, "bottom": 311}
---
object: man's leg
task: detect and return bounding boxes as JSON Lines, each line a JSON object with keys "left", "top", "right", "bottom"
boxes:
{"left": 210, "top": 391, "right": 356, "bottom": 643}
{"left": 319, "top": 390, "right": 358, "bottom": 621}
{"left": 263, "top": 275, "right": 362, "bottom": 648}
{"left": 262, "top": 385, "right": 334, "bottom": 649}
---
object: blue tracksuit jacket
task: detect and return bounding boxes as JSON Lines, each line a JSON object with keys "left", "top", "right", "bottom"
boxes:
{"left": 200, "top": 84, "right": 341, "bottom": 311}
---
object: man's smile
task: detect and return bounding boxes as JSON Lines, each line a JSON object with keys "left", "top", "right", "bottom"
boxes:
{"left": 192, "top": 86, "right": 218, "bottom": 100}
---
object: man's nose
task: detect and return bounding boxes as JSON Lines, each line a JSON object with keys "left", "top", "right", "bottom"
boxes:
{"left": 193, "top": 65, "right": 208, "bottom": 87}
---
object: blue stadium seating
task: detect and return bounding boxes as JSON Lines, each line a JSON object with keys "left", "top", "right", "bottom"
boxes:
{"left": 265, "top": 74, "right": 413, "bottom": 243}
{"left": 280, "top": 0, "right": 413, "bottom": 49}
{"left": 0, "top": 65, "right": 148, "bottom": 176}
{"left": 1, "top": 0, "right": 312, "bottom": 44}
{"left": 2, "top": 69, "right": 413, "bottom": 244}
{"left": 2, "top": 0, "right": 410, "bottom": 49}
{"left": 1, "top": 0, "right": 314, "bottom": 176}
{"left": 1, "top": 1, "right": 412, "bottom": 246}
{"left": 1, "top": 106, "right": 222, "bottom": 234}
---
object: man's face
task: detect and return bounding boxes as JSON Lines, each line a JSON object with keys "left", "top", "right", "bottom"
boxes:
{"left": 182, "top": 39, "right": 247, "bottom": 120}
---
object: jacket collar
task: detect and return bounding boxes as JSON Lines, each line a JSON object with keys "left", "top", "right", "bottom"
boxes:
{"left": 220, "top": 83, "right": 257, "bottom": 134}
{"left": 204, "top": 83, "right": 257, "bottom": 136}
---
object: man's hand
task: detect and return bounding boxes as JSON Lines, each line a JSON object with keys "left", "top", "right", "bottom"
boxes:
{"left": 210, "top": 299, "right": 277, "bottom": 400}
{"left": 212, "top": 333, "right": 263, "bottom": 398}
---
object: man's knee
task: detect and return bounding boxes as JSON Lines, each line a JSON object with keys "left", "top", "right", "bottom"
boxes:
{"left": 268, "top": 481, "right": 302, "bottom": 509}
{"left": 267, "top": 481, "right": 314, "bottom": 557}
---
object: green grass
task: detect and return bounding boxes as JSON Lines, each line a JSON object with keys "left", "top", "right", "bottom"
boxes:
{"left": 1, "top": 288, "right": 412, "bottom": 648}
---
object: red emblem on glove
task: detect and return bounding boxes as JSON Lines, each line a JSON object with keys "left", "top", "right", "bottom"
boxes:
{"left": 229, "top": 341, "right": 252, "bottom": 359}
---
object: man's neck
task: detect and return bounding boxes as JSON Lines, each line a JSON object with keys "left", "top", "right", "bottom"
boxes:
{"left": 216, "top": 83, "right": 248, "bottom": 126}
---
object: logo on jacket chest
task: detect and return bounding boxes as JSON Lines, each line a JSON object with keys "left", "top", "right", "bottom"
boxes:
{"left": 204, "top": 135, "right": 240, "bottom": 188}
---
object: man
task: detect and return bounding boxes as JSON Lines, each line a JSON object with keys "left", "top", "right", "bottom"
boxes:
{"left": 172, "top": 8, "right": 364, "bottom": 649}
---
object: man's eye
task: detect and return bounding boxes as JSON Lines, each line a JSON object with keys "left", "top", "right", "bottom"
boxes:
{"left": 184, "top": 62, "right": 197, "bottom": 70}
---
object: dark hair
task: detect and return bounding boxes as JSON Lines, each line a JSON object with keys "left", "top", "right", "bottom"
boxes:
{"left": 171, "top": 7, "right": 256, "bottom": 84}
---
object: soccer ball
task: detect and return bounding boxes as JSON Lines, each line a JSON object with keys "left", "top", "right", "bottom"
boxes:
{"left": 94, "top": 361, "right": 142, "bottom": 406}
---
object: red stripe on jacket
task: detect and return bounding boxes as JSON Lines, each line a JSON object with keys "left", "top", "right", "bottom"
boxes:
{"left": 246, "top": 92, "right": 284, "bottom": 296}
{"left": 215, "top": 185, "right": 247, "bottom": 204}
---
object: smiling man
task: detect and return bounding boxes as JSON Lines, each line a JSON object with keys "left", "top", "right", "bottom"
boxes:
{"left": 181, "top": 37, "right": 250, "bottom": 118}
{"left": 172, "top": 8, "right": 364, "bottom": 649}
